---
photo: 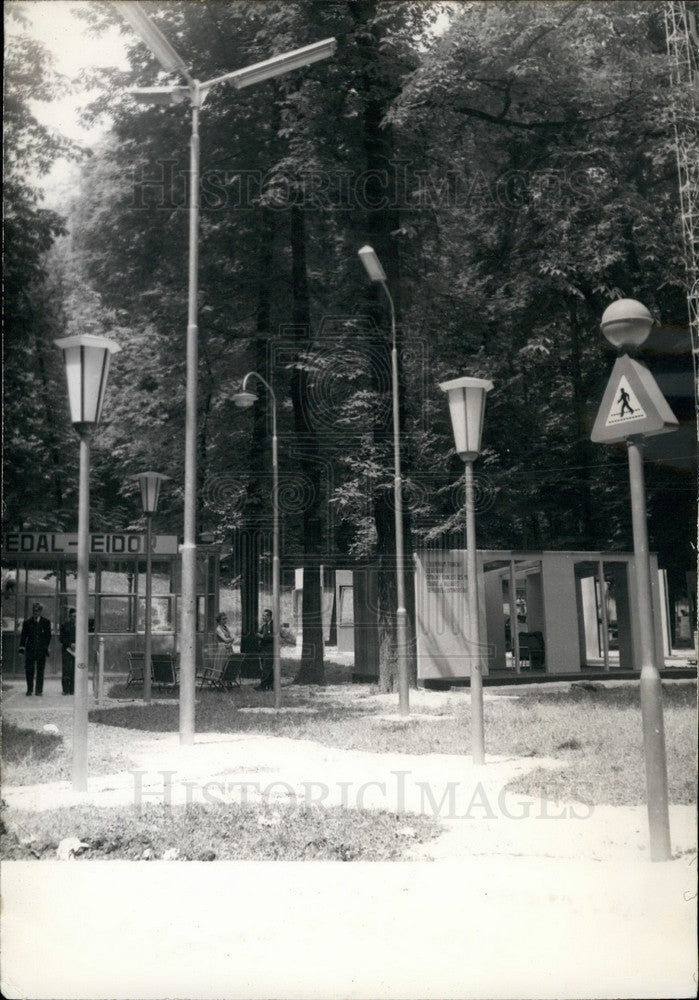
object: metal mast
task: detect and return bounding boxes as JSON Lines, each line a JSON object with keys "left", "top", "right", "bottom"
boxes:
{"left": 664, "top": 1, "right": 699, "bottom": 412}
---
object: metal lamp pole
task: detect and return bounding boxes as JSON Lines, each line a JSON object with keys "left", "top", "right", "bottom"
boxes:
{"left": 439, "top": 376, "right": 493, "bottom": 766}
{"left": 358, "top": 245, "right": 410, "bottom": 716}
{"left": 116, "top": 2, "right": 335, "bottom": 742}
{"left": 55, "top": 335, "right": 121, "bottom": 791}
{"left": 233, "top": 374, "right": 280, "bottom": 708}
{"left": 132, "top": 472, "right": 170, "bottom": 703}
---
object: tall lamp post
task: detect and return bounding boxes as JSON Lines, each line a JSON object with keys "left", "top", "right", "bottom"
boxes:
{"left": 233, "top": 373, "right": 281, "bottom": 709}
{"left": 357, "top": 245, "right": 410, "bottom": 716}
{"left": 132, "top": 471, "right": 170, "bottom": 704}
{"left": 115, "top": 1, "right": 335, "bottom": 743}
{"left": 55, "top": 334, "right": 121, "bottom": 791}
{"left": 439, "top": 376, "right": 493, "bottom": 766}
{"left": 593, "top": 298, "right": 677, "bottom": 861}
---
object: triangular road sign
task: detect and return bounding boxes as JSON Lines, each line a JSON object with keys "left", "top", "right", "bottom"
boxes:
{"left": 591, "top": 354, "right": 679, "bottom": 444}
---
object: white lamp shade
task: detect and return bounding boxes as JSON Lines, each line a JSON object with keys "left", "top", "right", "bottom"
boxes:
{"left": 600, "top": 299, "right": 653, "bottom": 349}
{"left": 132, "top": 471, "right": 170, "bottom": 514}
{"left": 233, "top": 390, "right": 258, "bottom": 409}
{"left": 54, "top": 335, "right": 121, "bottom": 427}
{"left": 358, "top": 245, "right": 387, "bottom": 283}
{"left": 439, "top": 376, "right": 494, "bottom": 461}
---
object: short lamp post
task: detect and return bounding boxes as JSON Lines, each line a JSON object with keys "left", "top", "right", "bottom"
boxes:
{"left": 132, "top": 471, "right": 170, "bottom": 703}
{"left": 55, "top": 334, "right": 121, "bottom": 791}
{"left": 439, "top": 376, "right": 493, "bottom": 766}
{"left": 358, "top": 245, "right": 410, "bottom": 716}
{"left": 116, "top": 1, "right": 334, "bottom": 745}
{"left": 233, "top": 373, "right": 281, "bottom": 709}
{"left": 598, "top": 298, "right": 672, "bottom": 861}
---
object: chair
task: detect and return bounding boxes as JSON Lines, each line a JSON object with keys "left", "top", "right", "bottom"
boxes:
{"left": 151, "top": 653, "right": 178, "bottom": 691}
{"left": 126, "top": 651, "right": 145, "bottom": 688}
{"left": 518, "top": 631, "right": 545, "bottom": 670}
{"left": 197, "top": 644, "right": 239, "bottom": 690}
{"left": 126, "top": 651, "right": 178, "bottom": 690}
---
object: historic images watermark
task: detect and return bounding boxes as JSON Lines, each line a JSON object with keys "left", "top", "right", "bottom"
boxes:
{"left": 131, "top": 160, "right": 596, "bottom": 212}
{"left": 129, "top": 768, "right": 594, "bottom": 821}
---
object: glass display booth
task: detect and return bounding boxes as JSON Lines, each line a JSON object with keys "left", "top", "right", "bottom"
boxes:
{"left": 415, "top": 549, "right": 669, "bottom": 681}
{"left": 1, "top": 531, "right": 220, "bottom": 676}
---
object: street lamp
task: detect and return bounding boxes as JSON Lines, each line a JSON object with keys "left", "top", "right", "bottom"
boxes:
{"left": 439, "top": 376, "right": 493, "bottom": 766}
{"left": 357, "top": 244, "right": 410, "bottom": 716}
{"left": 595, "top": 298, "right": 674, "bottom": 861}
{"left": 132, "top": 471, "right": 170, "bottom": 703}
{"left": 233, "top": 373, "right": 281, "bottom": 709}
{"left": 55, "top": 334, "right": 121, "bottom": 791}
{"left": 116, "top": 1, "right": 335, "bottom": 743}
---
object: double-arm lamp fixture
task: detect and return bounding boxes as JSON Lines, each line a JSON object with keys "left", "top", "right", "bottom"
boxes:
{"left": 55, "top": 334, "right": 121, "bottom": 790}
{"left": 116, "top": 1, "right": 335, "bottom": 743}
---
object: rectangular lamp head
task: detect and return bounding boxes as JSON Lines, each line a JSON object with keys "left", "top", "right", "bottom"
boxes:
{"left": 114, "top": 1, "right": 189, "bottom": 76}
{"left": 358, "top": 245, "right": 387, "bottom": 283}
{"left": 226, "top": 38, "right": 336, "bottom": 89}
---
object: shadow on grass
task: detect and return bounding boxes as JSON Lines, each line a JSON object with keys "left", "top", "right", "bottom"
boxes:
{"left": 1, "top": 720, "right": 63, "bottom": 763}
{"left": 527, "top": 680, "right": 696, "bottom": 709}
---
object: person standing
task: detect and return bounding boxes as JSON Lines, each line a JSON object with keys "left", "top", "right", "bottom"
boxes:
{"left": 18, "top": 602, "right": 52, "bottom": 696}
{"left": 255, "top": 608, "right": 274, "bottom": 691}
{"left": 59, "top": 608, "right": 77, "bottom": 695}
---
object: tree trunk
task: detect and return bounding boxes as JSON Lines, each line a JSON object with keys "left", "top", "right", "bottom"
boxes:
{"left": 289, "top": 205, "right": 325, "bottom": 684}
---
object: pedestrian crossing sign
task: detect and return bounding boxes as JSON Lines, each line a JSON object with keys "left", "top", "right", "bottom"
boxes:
{"left": 591, "top": 354, "right": 679, "bottom": 443}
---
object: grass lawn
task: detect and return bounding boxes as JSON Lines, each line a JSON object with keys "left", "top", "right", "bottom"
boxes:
{"left": 0, "top": 802, "right": 440, "bottom": 861}
{"left": 3, "top": 680, "right": 696, "bottom": 807}
{"left": 2, "top": 679, "right": 695, "bottom": 861}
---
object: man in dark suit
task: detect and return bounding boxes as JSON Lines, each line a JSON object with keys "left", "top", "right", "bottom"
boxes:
{"left": 59, "top": 607, "right": 77, "bottom": 695}
{"left": 19, "top": 602, "right": 52, "bottom": 696}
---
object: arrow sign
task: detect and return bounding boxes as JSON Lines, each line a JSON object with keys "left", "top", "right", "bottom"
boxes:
{"left": 591, "top": 354, "right": 679, "bottom": 443}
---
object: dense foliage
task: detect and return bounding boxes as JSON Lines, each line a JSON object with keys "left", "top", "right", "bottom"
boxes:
{"left": 3, "top": 1, "right": 695, "bottom": 684}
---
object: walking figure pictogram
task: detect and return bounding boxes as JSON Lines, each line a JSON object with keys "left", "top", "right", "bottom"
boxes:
{"left": 617, "top": 386, "right": 634, "bottom": 417}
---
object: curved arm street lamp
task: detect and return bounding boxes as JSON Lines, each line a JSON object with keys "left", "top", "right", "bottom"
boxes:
{"left": 439, "top": 375, "right": 493, "bottom": 766}
{"left": 55, "top": 334, "right": 121, "bottom": 791}
{"left": 233, "top": 373, "right": 281, "bottom": 709}
{"left": 358, "top": 244, "right": 410, "bottom": 716}
{"left": 131, "top": 471, "right": 170, "bottom": 704}
{"left": 116, "top": 1, "right": 335, "bottom": 745}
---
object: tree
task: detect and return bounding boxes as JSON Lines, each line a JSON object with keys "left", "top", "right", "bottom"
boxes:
{"left": 3, "top": 7, "right": 79, "bottom": 529}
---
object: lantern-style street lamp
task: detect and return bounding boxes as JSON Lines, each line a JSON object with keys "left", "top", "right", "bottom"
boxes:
{"left": 55, "top": 334, "right": 121, "bottom": 791}
{"left": 233, "top": 373, "right": 281, "bottom": 709}
{"left": 439, "top": 376, "right": 493, "bottom": 765}
{"left": 595, "top": 298, "right": 675, "bottom": 861}
{"left": 358, "top": 244, "right": 410, "bottom": 716}
{"left": 116, "top": 0, "right": 335, "bottom": 745}
{"left": 132, "top": 471, "right": 170, "bottom": 703}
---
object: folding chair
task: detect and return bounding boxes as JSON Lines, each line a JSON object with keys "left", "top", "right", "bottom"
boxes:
{"left": 198, "top": 644, "right": 232, "bottom": 690}
{"left": 152, "top": 653, "right": 178, "bottom": 691}
{"left": 126, "top": 651, "right": 145, "bottom": 688}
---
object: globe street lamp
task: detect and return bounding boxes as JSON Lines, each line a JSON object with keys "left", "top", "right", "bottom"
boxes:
{"left": 357, "top": 245, "right": 410, "bottom": 716}
{"left": 233, "top": 373, "right": 281, "bottom": 709}
{"left": 55, "top": 334, "right": 121, "bottom": 791}
{"left": 132, "top": 471, "right": 170, "bottom": 704}
{"left": 116, "top": 1, "right": 335, "bottom": 743}
{"left": 439, "top": 376, "right": 493, "bottom": 766}
{"left": 595, "top": 298, "right": 675, "bottom": 861}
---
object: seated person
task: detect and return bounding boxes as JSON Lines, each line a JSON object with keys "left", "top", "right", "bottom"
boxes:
{"left": 215, "top": 612, "right": 240, "bottom": 689}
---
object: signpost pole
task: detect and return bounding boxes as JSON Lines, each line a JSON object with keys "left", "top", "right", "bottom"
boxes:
{"left": 627, "top": 436, "right": 671, "bottom": 861}
{"left": 594, "top": 299, "right": 677, "bottom": 863}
